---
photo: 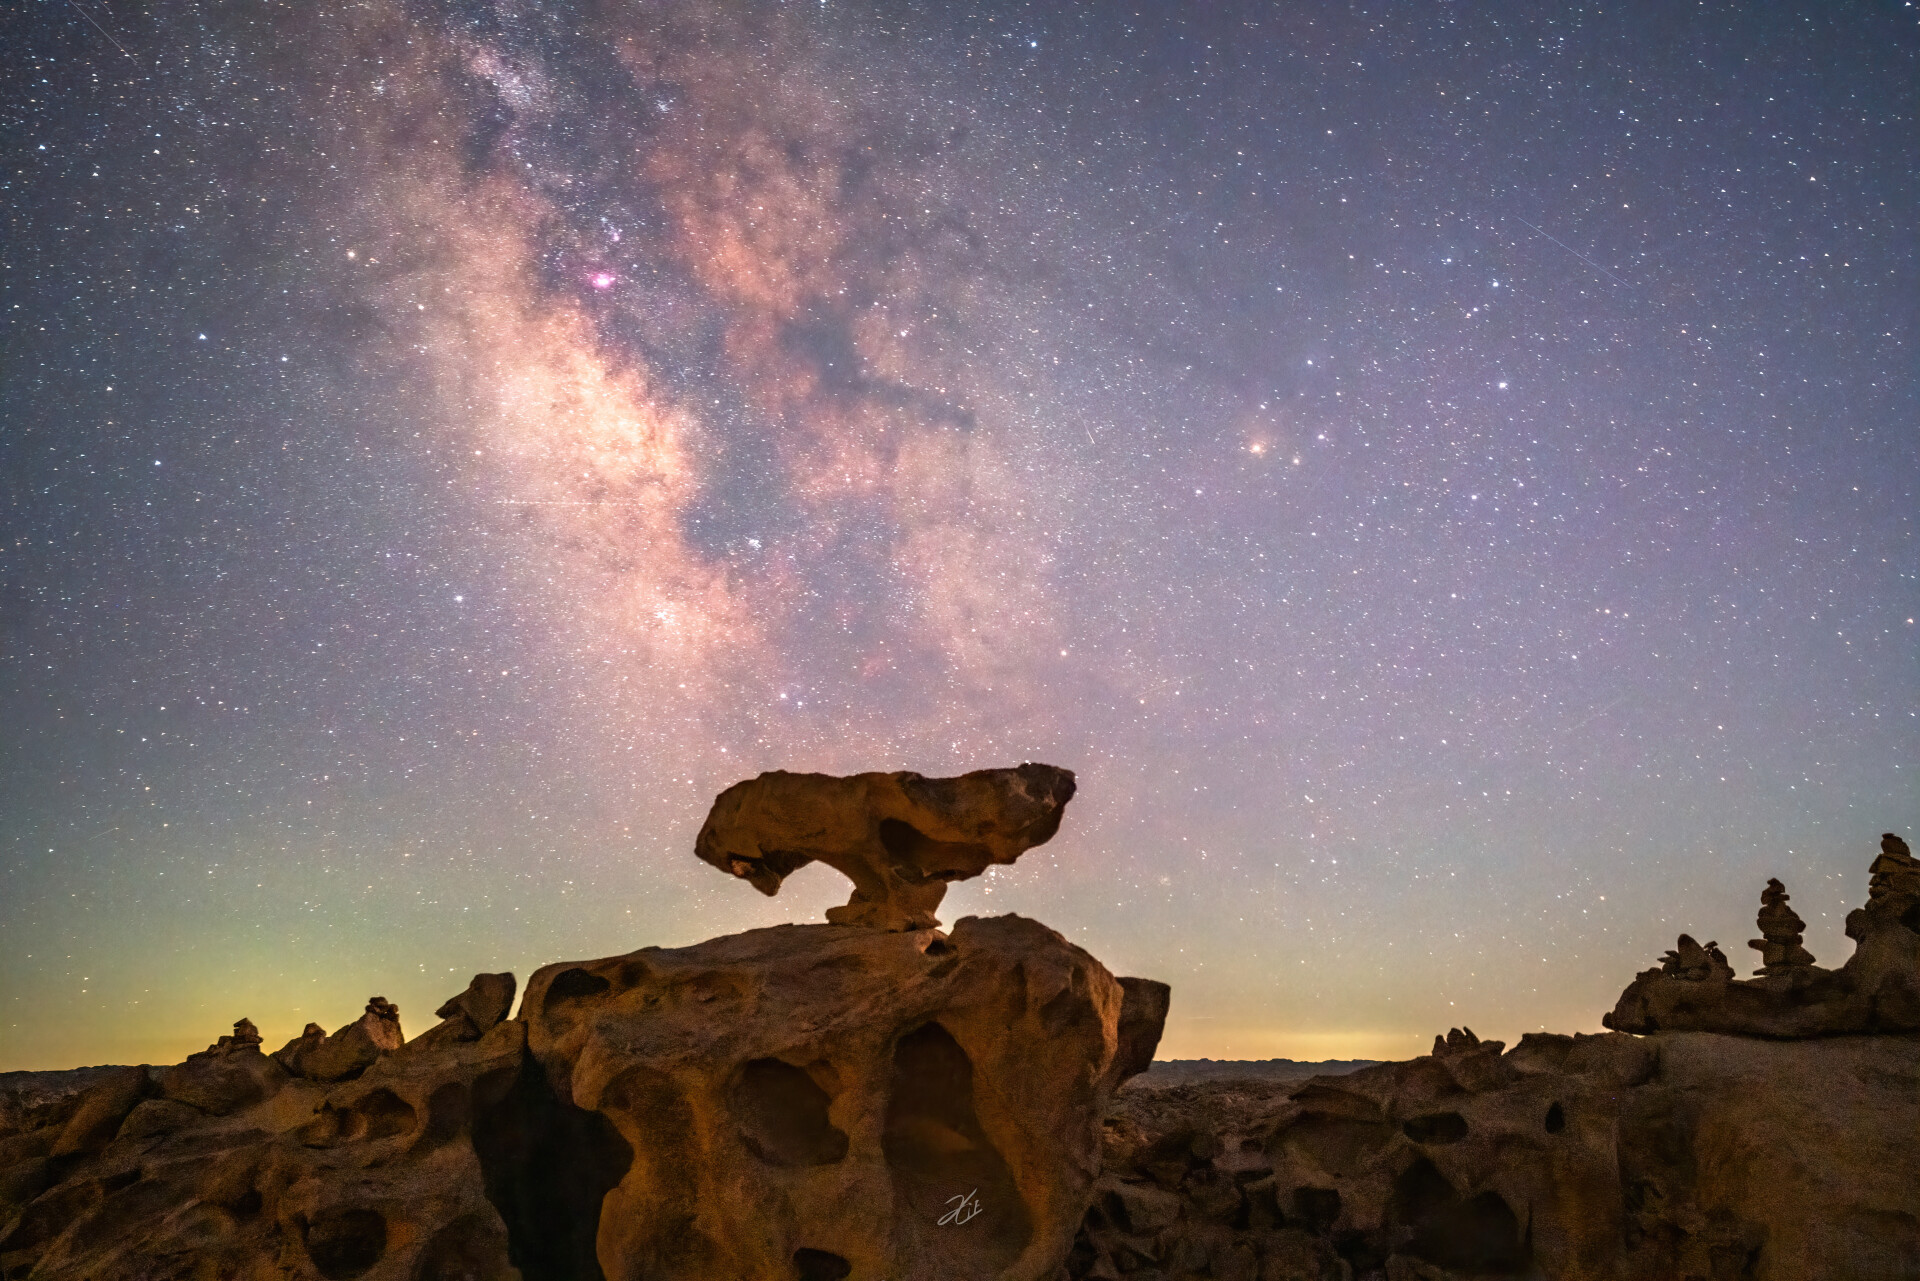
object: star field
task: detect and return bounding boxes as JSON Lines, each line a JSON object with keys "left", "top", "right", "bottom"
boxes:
{"left": 2, "top": 1, "right": 1915, "bottom": 1069}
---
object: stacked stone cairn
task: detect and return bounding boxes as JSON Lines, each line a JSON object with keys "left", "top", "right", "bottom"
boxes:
{"left": 1748, "top": 878, "right": 1818, "bottom": 981}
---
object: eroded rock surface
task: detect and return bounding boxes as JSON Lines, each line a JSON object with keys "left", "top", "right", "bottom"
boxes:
{"left": 0, "top": 979, "right": 524, "bottom": 1281}
{"left": 695, "top": 764, "right": 1078, "bottom": 929}
{"left": 1605, "top": 833, "right": 1920, "bottom": 1037}
{"left": 4, "top": 823, "right": 1913, "bottom": 1281}
{"left": 523, "top": 913, "right": 1166, "bottom": 1281}
{"left": 1073, "top": 1029, "right": 1919, "bottom": 1281}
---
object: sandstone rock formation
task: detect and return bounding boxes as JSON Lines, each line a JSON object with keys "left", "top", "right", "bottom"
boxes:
{"left": 0, "top": 935, "right": 1165, "bottom": 1281}
{"left": 0, "top": 762, "right": 1162, "bottom": 1281}
{"left": 1071, "top": 1029, "right": 1918, "bottom": 1281}
{"left": 276, "top": 995, "right": 409, "bottom": 1084}
{"left": 3, "top": 819, "right": 1913, "bottom": 1281}
{"left": 1604, "top": 832, "right": 1920, "bottom": 1036}
{"left": 422, "top": 973, "right": 518, "bottom": 1047}
{"left": 0, "top": 977, "right": 522, "bottom": 1281}
{"left": 1655, "top": 934, "right": 1734, "bottom": 983}
{"left": 696, "top": 764, "right": 1078, "bottom": 930}
{"left": 523, "top": 913, "right": 1166, "bottom": 1281}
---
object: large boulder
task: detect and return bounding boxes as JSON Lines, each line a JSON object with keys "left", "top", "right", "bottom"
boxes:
{"left": 46, "top": 1068, "right": 148, "bottom": 1158}
{"left": 288, "top": 996, "right": 408, "bottom": 1083}
{"left": 696, "top": 764, "right": 1078, "bottom": 929}
{"left": 414, "top": 972, "right": 518, "bottom": 1049}
{"left": 523, "top": 913, "right": 1168, "bottom": 1281}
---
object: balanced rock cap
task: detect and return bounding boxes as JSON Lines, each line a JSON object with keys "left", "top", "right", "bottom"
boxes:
{"left": 695, "top": 763, "right": 1077, "bottom": 930}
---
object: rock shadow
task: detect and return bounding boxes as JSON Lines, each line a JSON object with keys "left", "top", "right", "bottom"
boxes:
{"left": 882, "top": 1022, "right": 1031, "bottom": 1271}
{"left": 472, "top": 1055, "right": 632, "bottom": 1281}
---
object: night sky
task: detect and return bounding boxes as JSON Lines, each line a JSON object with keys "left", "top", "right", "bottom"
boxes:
{"left": 4, "top": 1, "right": 1915, "bottom": 1072}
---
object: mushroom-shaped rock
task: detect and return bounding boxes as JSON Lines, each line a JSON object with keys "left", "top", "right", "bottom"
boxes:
{"left": 696, "top": 764, "right": 1078, "bottom": 930}
{"left": 522, "top": 913, "right": 1165, "bottom": 1280}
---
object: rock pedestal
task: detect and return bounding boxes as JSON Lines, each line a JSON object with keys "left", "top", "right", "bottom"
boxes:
{"left": 524, "top": 914, "right": 1166, "bottom": 1281}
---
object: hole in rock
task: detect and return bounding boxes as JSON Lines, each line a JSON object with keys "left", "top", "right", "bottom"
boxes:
{"left": 419, "top": 1082, "right": 471, "bottom": 1150}
{"left": 1402, "top": 1112, "right": 1469, "bottom": 1145}
{"left": 1411, "top": 1190, "right": 1528, "bottom": 1274}
{"left": 883, "top": 1022, "right": 1031, "bottom": 1267}
{"left": 1392, "top": 1157, "right": 1458, "bottom": 1225}
{"left": 1294, "top": 1186, "right": 1342, "bottom": 1232}
{"left": 414, "top": 1213, "right": 507, "bottom": 1281}
{"left": 306, "top": 1206, "right": 387, "bottom": 1280}
{"left": 1545, "top": 1101, "right": 1566, "bottom": 1134}
{"left": 543, "top": 968, "right": 611, "bottom": 1011}
{"left": 878, "top": 818, "right": 927, "bottom": 861}
{"left": 792, "top": 1247, "right": 853, "bottom": 1280}
{"left": 1393, "top": 1157, "right": 1529, "bottom": 1274}
{"left": 1335, "top": 1227, "right": 1388, "bottom": 1275}
{"left": 474, "top": 1055, "right": 632, "bottom": 1281}
{"left": 354, "top": 1089, "right": 417, "bottom": 1141}
{"left": 733, "top": 1058, "right": 849, "bottom": 1167}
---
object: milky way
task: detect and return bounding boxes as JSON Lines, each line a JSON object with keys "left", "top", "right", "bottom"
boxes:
{"left": 4, "top": 2, "right": 1915, "bottom": 1069}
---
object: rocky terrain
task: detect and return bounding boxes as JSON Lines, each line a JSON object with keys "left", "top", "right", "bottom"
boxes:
{"left": 1132, "top": 1064, "right": 1379, "bottom": 1090}
{"left": 0, "top": 770, "right": 1912, "bottom": 1281}
{"left": 1064, "top": 833, "right": 1920, "bottom": 1281}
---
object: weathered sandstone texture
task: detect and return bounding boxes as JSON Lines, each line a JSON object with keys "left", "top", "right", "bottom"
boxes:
{"left": 2, "top": 820, "right": 1913, "bottom": 1281}
{"left": 0, "top": 762, "right": 1161, "bottom": 1281}
{"left": 0, "top": 977, "right": 524, "bottom": 1281}
{"left": 523, "top": 914, "right": 1167, "bottom": 1281}
{"left": 0, "top": 928, "right": 1164, "bottom": 1281}
{"left": 696, "top": 764, "right": 1078, "bottom": 929}
{"left": 1603, "top": 833, "right": 1920, "bottom": 1037}
{"left": 1073, "top": 1028, "right": 1918, "bottom": 1281}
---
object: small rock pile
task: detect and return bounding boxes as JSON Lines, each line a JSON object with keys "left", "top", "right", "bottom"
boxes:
{"left": 1605, "top": 831, "right": 1920, "bottom": 1037}
{"left": 1748, "top": 878, "right": 1817, "bottom": 980}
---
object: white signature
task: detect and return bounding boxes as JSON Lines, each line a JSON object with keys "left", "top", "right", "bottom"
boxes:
{"left": 938, "top": 1188, "right": 983, "bottom": 1226}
